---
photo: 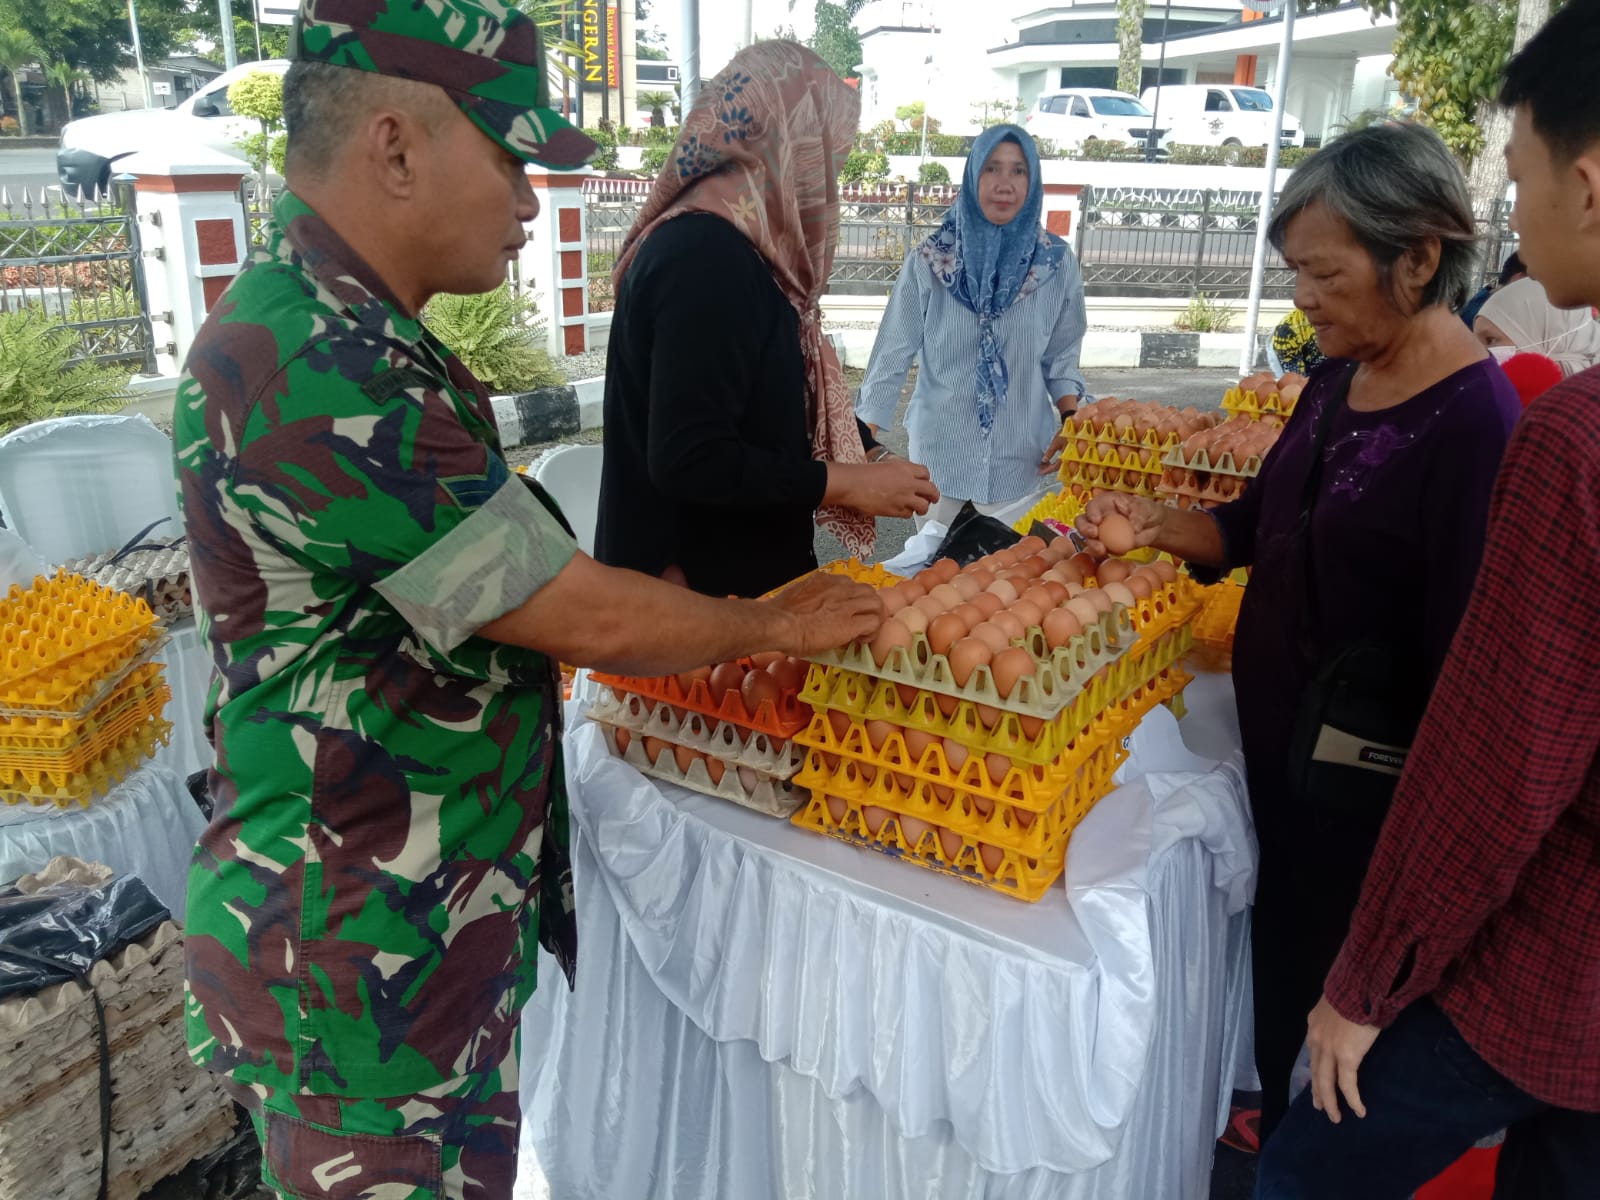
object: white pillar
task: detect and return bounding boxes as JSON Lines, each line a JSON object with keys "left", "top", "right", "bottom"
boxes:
{"left": 679, "top": 0, "right": 701, "bottom": 114}
{"left": 520, "top": 167, "right": 595, "bottom": 359}
{"left": 118, "top": 147, "right": 251, "bottom": 377}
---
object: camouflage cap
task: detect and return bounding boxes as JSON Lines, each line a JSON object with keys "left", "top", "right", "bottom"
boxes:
{"left": 294, "top": 0, "right": 597, "bottom": 171}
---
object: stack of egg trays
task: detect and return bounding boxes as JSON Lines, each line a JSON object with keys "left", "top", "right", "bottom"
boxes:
{"left": 1221, "top": 385, "right": 1300, "bottom": 421}
{"left": 589, "top": 686, "right": 807, "bottom": 818}
{"left": 62, "top": 539, "right": 193, "bottom": 624}
{"left": 0, "top": 573, "right": 170, "bottom": 807}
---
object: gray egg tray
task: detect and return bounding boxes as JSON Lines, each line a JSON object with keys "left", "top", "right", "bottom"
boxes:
{"left": 63, "top": 540, "right": 192, "bottom": 623}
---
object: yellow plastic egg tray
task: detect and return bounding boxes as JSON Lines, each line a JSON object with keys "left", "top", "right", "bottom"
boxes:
{"left": 2, "top": 717, "right": 173, "bottom": 807}
{"left": 1222, "top": 386, "right": 1299, "bottom": 421}
{"left": 804, "top": 605, "right": 1134, "bottom": 722}
{"left": 597, "top": 721, "right": 803, "bottom": 819}
{"left": 801, "top": 664, "right": 1123, "bottom": 767}
{"left": 0, "top": 573, "right": 162, "bottom": 712}
{"left": 1012, "top": 489, "right": 1090, "bottom": 535}
{"left": 794, "top": 708, "right": 1121, "bottom": 817}
{"left": 1058, "top": 411, "right": 1184, "bottom": 453}
{"left": 1056, "top": 457, "right": 1165, "bottom": 498}
{"left": 0, "top": 663, "right": 167, "bottom": 760}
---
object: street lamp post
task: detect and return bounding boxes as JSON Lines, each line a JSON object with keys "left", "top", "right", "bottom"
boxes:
{"left": 126, "top": 0, "right": 153, "bottom": 110}
{"left": 216, "top": 0, "right": 239, "bottom": 69}
{"left": 1238, "top": 0, "right": 1297, "bottom": 376}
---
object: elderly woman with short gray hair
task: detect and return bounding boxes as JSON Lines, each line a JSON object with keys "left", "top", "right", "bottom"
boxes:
{"left": 1074, "top": 122, "right": 1522, "bottom": 1143}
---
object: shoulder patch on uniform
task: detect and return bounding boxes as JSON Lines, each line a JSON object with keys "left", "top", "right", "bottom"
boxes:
{"left": 361, "top": 365, "right": 438, "bottom": 404}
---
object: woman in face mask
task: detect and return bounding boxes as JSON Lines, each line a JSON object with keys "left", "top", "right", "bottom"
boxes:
{"left": 1474, "top": 276, "right": 1600, "bottom": 377}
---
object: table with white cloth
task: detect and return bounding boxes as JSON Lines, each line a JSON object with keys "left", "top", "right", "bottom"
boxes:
{"left": 518, "top": 670, "right": 1257, "bottom": 1200}
{"left": 0, "top": 618, "right": 212, "bottom": 912}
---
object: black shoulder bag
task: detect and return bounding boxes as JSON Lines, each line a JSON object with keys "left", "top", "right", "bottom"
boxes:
{"left": 1285, "top": 367, "right": 1430, "bottom": 836}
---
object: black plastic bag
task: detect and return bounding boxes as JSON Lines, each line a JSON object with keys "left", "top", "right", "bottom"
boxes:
{"left": 0, "top": 869, "right": 170, "bottom": 999}
{"left": 930, "top": 502, "right": 1023, "bottom": 568}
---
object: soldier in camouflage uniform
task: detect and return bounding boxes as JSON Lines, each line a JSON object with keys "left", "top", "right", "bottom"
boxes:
{"left": 173, "top": 3, "right": 885, "bottom": 1196}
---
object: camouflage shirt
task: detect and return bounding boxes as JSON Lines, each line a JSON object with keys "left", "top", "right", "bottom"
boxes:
{"left": 175, "top": 191, "right": 577, "bottom": 1099}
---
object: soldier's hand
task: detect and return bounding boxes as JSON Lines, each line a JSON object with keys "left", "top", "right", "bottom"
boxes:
{"left": 767, "top": 573, "right": 885, "bottom": 657}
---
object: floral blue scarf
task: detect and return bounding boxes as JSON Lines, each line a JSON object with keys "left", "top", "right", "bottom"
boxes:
{"left": 918, "top": 125, "right": 1065, "bottom": 435}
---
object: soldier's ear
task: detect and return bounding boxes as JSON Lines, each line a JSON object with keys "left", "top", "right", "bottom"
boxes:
{"left": 367, "top": 107, "right": 424, "bottom": 200}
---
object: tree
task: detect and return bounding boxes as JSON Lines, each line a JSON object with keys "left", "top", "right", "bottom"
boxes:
{"left": 228, "top": 68, "right": 286, "bottom": 184}
{"left": 972, "top": 97, "right": 1023, "bottom": 128}
{"left": 0, "top": 0, "right": 192, "bottom": 86}
{"left": 894, "top": 101, "right": 938, "bottom": 135}
{"left": 1116, "top": 0, "right": 1147, "bottom": 96}
{"left": 842, "top": 0, "right": 872, "bottom": 15}
{"left": 809, "top": 1, "right": 862, "bottom": 79}
{"left": 45, "top": 60, "right": 89, "bottom": 121}
{"left": 1465, "top": 0, "right": 1550, "bottom": 216}
{"left": 638, "top": 90, "right": 674, "bottom": 127}
{"left": 0, "top": 25, "right": 37, "bottom": 136}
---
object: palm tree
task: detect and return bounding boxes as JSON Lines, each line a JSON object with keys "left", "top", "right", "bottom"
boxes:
{"left": 0, "top": 26, "right": 38, "bottom": 137}
{"left": 46, "top": 60, "right": 89, "bottom": 122}
{"left": 639, "top": 90, "right": 675, "bottom": 127}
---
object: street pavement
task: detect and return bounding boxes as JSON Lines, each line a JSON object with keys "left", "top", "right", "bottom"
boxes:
{"left": 0, "top": 147, "right": 60, "bottom": 200}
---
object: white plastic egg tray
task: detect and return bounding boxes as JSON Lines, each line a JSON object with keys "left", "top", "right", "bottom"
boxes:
{"left": 596, "top": 719, "right": 804, "bottom": 819}
{"left": 62, "top": 540, "right": 192, "bottom": 623}
{"left": 590, "top": 687, "right": 806, "bottom": 779}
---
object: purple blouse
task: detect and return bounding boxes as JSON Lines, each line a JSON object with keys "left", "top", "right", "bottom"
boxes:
{"left": 1210, "top": 358, "right": 1522, "bottom": 814}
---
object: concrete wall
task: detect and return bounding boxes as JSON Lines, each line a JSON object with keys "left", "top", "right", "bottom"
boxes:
{"left": 885, "top": 155, "right": 1297, "bottom": 193}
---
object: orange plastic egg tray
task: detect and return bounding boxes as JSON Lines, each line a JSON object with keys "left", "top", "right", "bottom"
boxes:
{"left": 591, "top": 657, "right": 813, "bottom": 739}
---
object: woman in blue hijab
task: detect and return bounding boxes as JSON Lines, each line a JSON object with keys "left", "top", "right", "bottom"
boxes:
{"left": 857, "top": 125, "right": 1089, "bottom": 524}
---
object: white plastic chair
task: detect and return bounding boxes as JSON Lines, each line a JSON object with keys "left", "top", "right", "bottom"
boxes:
{"left": 0, "top": 414, "right": 182, "bottom": 568}
{"left": 534, "top": 443, "right": 604, "bottom": 557}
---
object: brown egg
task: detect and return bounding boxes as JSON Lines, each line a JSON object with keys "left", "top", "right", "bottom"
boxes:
{"left": 895, "top": 682, "right": 920, "bottom": 709}
{"left": 899, "top": 606, "right": 929, "bottom": 635}
{"left": 862, "top": 805, "right": 890, "bottom": 835}
{"left": 1097, "top": 559, "right": 1133, "bottom": 584}
{"left": 936, "top": 693, "right": 959, "bottom": 718}
{"left": 614, "top": 727, "right": 633, "bottom": 757}
{"left": 1080, "top": 588, "right": 1114, "bottom": 615}
{"left": 769, "top": 657, "right": 809, "bottom": 692}
{"left": 965, "top": 566, "right": 996, "bottom": 590}
{"left": 970, "top": 622, "right": 1013, "bottom": 655}
{"left": 708, "top": 661, "right": 746, "bottom": 703}
{"left": 1064, "top": 596, "right": 1100, "bottom": 626}
{"left": 1055, "top": 558, "right": 1085, "bottom": 585}
{"left": 951, "top": 574, "right": 983, "bottom": 601}
{"left": 878, "top": 586, "right": 909, "bottom": 616}
{"left": 870, "top": 617, "right": 913, "bottom": 667}
{"left": 985, "top": 752, "right": 1011, "bottom": 787}
{"left": 676, "top": 664, "right": 712, "bottom": 693}
{"left": 897, "top": 579, "right": 928, "bottom": 603}
{"left": 1149, "top": 560, "right": 1178, "bottom": 583}
{"left": 943, "top": 738, "right": 970, "bottom": 776}
{"left": 1021, "top": 585, "right": 1056, "bottom": 613}
{"left": 952, "top": 601, "right": 987, "bottom": 629}
{"left": 1103, "top": 582, "right": 1137, "bottom": 608}
{"left": 1015, "top": 535, "right": 1047, "bottom": 556}
{"left": 1043, "top": 607, "right": 1083, "bottom": 649}
{"left": 1019, "top": 714, "right": 1044, "bottom": 739}
{"left": 705, "top": 757, "right": 726, "bottom": 785}
{"left": 741, "top": 668, "right": 782, "bottom": 718}
{"left": 674, "top": 744, "right": 701, "bottom": 775}
{"left": 986, "top": 579, "right": 1020, "bottom": 605}
{"left": 899, "top": 815, "right": 933, "bottom": 850}
{"left": 1016, "top": 555, "right": 1051, "bottom": 579}
{"left": 1098, "top": 513, "right": 1137, "bottom": 556}
{"left": 864, "top": 718, "right": 895, "bottom": 751}
{"left": 904, "top": 728, "right": 938, "bottom": 767}
{"left": 825, "top": 793, "right": 847, "bottom": 823}
{"left": 969, "top": 591, "right": 1004, "bottom": 619}
{"left": 938, "top": 826, "right": 965, "bottom": 860}
{"left": 1124, "top": 574, "right": 1154, "bottom": 601}
{"left": 927, "top": 612, "right": 969, "bottom": 657}
{"left": 948, "top": 637, "right": 993, "bottom": 687}
{"left": 1009, "top": 599, "right": 1044, "bottom": 629}
{"left": 991, "top": 647, "right": 1035, "bottom": 700}
{"left": 642, "top": 736, "right": 671, "bottom": 766}
{"left": 913, "top": 595, "right": 947, "bottom": 622}
{"left": 989, "top": 610, "right": 1026, "bottom": 641}
{"left": 979, "top": 843, "right": 1005, "bottom": 874}
{"left": 913, "top": 568, "right": 942, "bottom": 590}
{"left": 826, "top": 708, "right": 852, "bottom": 742}
{"left": 1014, "top": 808, "right": 1037, "bottom": 831}
{"left": 1067, "top": 552, "right": 1099, "bottom": 582}
{"left": 931, "top": 558, "right": 962, "bottom": 583}
{"left": 929, "top": 582, "right": 965, "bottom": 610}
{"left": 1065, "top": 582, "right": 1086, "bottom": 597}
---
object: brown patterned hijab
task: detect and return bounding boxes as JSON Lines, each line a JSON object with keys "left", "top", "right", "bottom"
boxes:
{"left": 612, "top": 41, "right": 873, "bottom": 557}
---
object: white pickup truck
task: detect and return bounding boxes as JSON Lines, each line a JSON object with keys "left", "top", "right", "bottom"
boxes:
{"left": 56, "top": 60, "right": 288, "bottom": 195}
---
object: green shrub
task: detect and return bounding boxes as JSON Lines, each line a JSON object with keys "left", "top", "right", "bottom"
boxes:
{"left": 1033, "top": 137, "right": 1061, "bottom": 160}
{"left": 1174, "top": 292, "right": 1237, "bottom": 333}
{"left": 423, "top": 285, "right": 565, "bottom": 395}
{"left": 0, "top": 306, "right": 132, "bottom": 435}
{"left": 927, "top": 132, "right": 966, "bottom": 157}
{"left": 640, "top": 142, "right": 672, "bottom": 177}
{"left": 583, "top": 125, "right": 620, "bottom": 171}
{"left": 1166, "top": 143, "right": 1223, "bottom": 166}
{"left": 881, "top": 131, "right": 921, "bottom": 155}
{"left": 1079, "top": 138, "right": 1140, "bottom": 162}
{"left": 1236, "top": 145, "right": 1268, "bottom": 168}
{"left": 1277, "top": 145, "right": 1317, "bottom": 168}
{"left": 918, "top": 161, "right": 951, "bottom": 186}
{"left": 228, "top": 70, "right": 287, "bottom": 180}
{"left": 644, "top": 124, "right": 675, "bottom": 145}
{"left": 839, "top": 149, "right": 890, "bottom": 186}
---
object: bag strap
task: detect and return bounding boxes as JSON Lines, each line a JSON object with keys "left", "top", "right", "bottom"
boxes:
{"left": 1295, "top": 364, "right": 1358, "bottom": 659}
{"left": 105, "top": 516, "right": 181, "bottom": 566}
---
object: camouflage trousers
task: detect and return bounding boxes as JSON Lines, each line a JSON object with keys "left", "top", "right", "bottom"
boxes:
{"left": 226, "top": 1033, "right": 521, "bottom": 1200}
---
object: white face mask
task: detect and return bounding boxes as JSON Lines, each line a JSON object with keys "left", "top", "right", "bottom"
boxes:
{"left": 1489, "top": 344, "right": 1517, "bottom": 363}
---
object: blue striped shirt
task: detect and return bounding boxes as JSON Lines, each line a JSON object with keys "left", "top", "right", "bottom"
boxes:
{"left": 855, "top": 244, "right": 1090, "bottom": 505}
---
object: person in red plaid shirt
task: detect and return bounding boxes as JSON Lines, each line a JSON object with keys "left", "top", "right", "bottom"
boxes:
{"left": 1256, "top": 3, "right": 1600, "bottom": 1196}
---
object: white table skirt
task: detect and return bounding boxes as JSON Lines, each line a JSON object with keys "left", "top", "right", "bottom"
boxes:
{"left": 0, "top": 763, "right": 205, "bottom": 912}
{"left": 520, "top": 671, "right": 1256, "bottom": 1199}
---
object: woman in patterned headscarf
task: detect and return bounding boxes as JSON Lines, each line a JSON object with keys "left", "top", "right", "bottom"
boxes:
{"left": 594, "top": 41, "right": 939, "bottom": 598}
{"left": 856, "top": 124, "right": 1090, "bottom": 526}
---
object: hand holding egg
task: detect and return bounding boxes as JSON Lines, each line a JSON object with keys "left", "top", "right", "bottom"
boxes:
{"left": 769, "top": 572, "right": 886, "bottom": 656}
{"left": 1075, "top": 493, "right": 1165, "bottom": 559}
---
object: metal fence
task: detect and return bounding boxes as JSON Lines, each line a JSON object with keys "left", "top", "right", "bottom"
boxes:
{"left": 241, "top": 179, "right": 278, "bottom": 250}
{"left": 1477, "top": 199, "right": 1517, "bottom": 287}
{"left": 0, "top": 184, "right": 156, "bottom": 372}
{"left": 830, "top": 184, "right": 957, "bottom": 295}
{"left": 1074, "top": 186, "right": 1294, "bottom": 300}
{"left": 583, "top": 177, "right": 651, "bottom": 312}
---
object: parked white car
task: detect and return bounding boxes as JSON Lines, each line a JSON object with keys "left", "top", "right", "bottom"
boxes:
{"left": 1025, "top": 88, "right": 1171, "bottom": 156}
{"left": 57, "top": 60, "right": 290, "bottom": 195}
{"left": 1138, "top": 84, "right": 1304, "bottom": 158}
